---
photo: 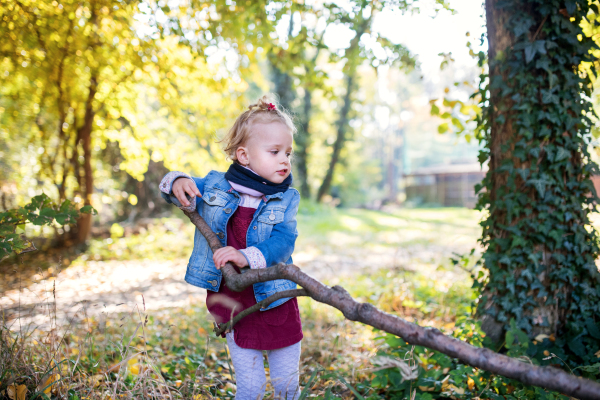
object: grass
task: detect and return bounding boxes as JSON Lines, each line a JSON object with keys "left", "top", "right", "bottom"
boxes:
{"left": 0, "top": 204, "right": 483, "bottom": 399}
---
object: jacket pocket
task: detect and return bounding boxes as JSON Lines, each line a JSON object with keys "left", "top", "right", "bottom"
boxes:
{"left": 201, "top": 190, "right": 228, "bottom": 230}
{"left": 256, "top": 207, "right": 285, "bottom": 240}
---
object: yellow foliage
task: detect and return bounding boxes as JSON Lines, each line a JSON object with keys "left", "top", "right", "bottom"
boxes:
{"left": 467, "top": 376, "right": 475, "bottom": 390}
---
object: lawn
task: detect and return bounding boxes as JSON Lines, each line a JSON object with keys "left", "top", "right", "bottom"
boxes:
{"left": 1, "top": 205, "right": 484, "bottom": 399}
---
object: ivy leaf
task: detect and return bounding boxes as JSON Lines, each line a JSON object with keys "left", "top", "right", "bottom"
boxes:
{"left": 541, "top": 89, "right": 559, "bottom": 104}
{"left": 499, "top": 255, "right": 511, "bottom": 265}
{"left": 585, "top": 318, "right": 600, "bottom": 339}
{"left": 524, "top": 41, "right": 546, "bottom": 63}
{"left": 513, "top": 17, "right": 534, "bottom": 38}
{"left": 548, "top": 73, "right": 558, "bottom": 88}
{"left": 554, "top": 146, "right": 570, "bottom": 161}
{"left": 568, "top": 338, "right": 586, "bottom": 357}
{"left": 529, "top": 147, "right": 541, "bottom": 158}
{"left": 517, "top": 168, "right": 530, "bottom": 181}
{"left": 527, "top": 179, "right": 548, "bottom": 197}
{"left": 437, "top": 123, "right": 449, "bottom": 134}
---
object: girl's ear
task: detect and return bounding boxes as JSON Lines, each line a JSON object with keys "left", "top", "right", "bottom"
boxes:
{"left": 236, "top": 146, "right": 249, "bottom": 166}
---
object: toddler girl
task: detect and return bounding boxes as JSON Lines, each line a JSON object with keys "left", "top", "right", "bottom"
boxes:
{"left": 159, "top": 96, "right": 302, "bottom": 400}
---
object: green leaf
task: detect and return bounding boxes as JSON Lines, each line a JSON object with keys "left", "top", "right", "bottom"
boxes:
{"left": 430, "top": 103, "right": 440, "bottom": 116}
{"left": 554, "top": 146, "right": 570, "bottom": 162}
{"left": 80, "top": 205, "right": 97, "bottom": 215}
{"left": 437, "top": 123, "right": 449, "bottom": 134}
{"left": 527, "top": 179, "right": 548, "bottom": 197}
{"left": 574, "top": 363, "right": 600, "bottom": 373}
{"left": 585, "top": 319, "right": 600, "bottom": 339}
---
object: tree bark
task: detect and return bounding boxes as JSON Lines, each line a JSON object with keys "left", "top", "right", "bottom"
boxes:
{"left": 181, "top": 208, "right": 600, "bottom": 400}
{"left": 316, "top": 73, "right": 354, "bottom": 202}
{"left": 478, "top": 0, "right": 518, "bottom": 343}
{"left": 73, "top": 75, "right": 98, "bottom": 244}
{"left": 295, "top": 85, "right": 312, "bottom": 198}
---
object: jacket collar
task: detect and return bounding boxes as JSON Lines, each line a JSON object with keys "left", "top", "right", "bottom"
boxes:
{"left": 210, "top": 174, "right": 284, "bottom": 201}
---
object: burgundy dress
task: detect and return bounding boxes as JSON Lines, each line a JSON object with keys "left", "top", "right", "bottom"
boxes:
{"left": 205, "top": 206, "right": 303, "bottom": 350}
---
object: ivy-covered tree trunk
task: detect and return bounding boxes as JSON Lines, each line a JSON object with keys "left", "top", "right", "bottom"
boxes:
{"left": 478, "top": 0, "right": 600, "bottom": 366}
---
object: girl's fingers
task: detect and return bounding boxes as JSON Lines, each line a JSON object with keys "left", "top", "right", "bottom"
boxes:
{"left": 183, "top": 182, "right": 201, "bottom": 200}
{"left": 174, "top": 187, "right": 189, "bottom": 206}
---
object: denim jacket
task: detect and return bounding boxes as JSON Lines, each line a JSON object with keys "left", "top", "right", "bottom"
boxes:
{"left": 159, "top": 170, "right": 300, "bottom": 311}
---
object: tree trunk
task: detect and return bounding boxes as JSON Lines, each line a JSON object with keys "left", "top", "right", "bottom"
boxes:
{"left": 295, "top": 85, "right": 312, "bottom": 198}
{"left": 316, "top": 73, "right": 354, "bottom": 202}
{"left": 478, "top": 0, "right": 600, "bottom": 355}
{"left": 478, "top": 0, "right": 519, "bottom": 343}
{"left": 73, "top": 75, "right": 97, "bottom": 244}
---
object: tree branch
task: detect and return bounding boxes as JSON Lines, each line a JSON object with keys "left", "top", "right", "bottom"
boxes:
{"left": 213, "top": 288, "right": 308, "bottom": 337}
{"left": 182, "top": 210, "right": 600, "bottom": 399}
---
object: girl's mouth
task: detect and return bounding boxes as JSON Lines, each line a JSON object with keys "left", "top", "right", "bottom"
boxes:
{"left": 276, "top": 169, "right": 288, "bottom": 176}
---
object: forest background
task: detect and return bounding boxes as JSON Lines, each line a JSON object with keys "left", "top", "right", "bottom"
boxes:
{"left": 2, "top": 0, "right": 600, "bottom": 399}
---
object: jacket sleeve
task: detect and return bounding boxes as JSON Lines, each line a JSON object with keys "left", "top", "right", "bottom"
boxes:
{"left": 159, "top": 171, "right": 206, "bottom": 213}
{"left": 252, "top": 190, "right": 300, "bottom": 268}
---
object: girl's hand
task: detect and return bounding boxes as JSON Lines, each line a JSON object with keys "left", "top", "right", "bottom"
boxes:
{"left": 213, "top": 247, "right": 249, "bottom": 269}
{"left": 172, "top": 178, "right": 202, "bottom": 207}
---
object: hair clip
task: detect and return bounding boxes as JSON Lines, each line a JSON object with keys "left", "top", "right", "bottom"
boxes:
{"left": 267, "top": 103, "right": 276, "bottom": 111}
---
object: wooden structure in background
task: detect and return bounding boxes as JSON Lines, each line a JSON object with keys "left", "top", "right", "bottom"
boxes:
{"left": 404, "top": 163, "right": 487, "bottom": 208}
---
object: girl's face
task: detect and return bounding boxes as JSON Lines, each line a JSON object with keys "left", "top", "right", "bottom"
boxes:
{"left": 236, "top": 122, "right": 293, "bottom": 184}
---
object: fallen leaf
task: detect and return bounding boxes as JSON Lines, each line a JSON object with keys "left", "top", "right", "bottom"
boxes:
{"left": 371, "top": 356, "right": 418, "bottom": 381}
{"left": 534, "top": 334, "right": 550, "bottom": 342}
{"left": 467, "top": 376, "right": 475, "bottom": 390}
{"left": 87, "top": 374, "right": 104, "bottom": 388}
{"left": 447, "top": 384, "right": 465, "bottom": 395}
{"left": 38, "top": 374, "right": 60, "bottom": 394}
{"left": 594, "top": 349, "right": 600, "bottom": 358}
{"left": 7, "top": 384, "right": 27, "bottom": 400}
{"left": 130, "top": 364, "right": 140, "bottom": 375}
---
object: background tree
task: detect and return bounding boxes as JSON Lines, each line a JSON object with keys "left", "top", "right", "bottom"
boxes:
{"left": 0, "top": 0, "right": 273, "bottom": 242}
{"left": 477, "top": 0, "right": 600, "bottom": 368}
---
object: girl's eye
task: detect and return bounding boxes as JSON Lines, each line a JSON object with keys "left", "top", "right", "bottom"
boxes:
{"left": 286, "top": 153, "right": 291, "bottom": 157}
{"left": 270, "top": 150, "right": 279, "bottom": 155}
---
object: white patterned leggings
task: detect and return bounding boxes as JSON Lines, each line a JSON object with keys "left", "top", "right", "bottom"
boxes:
{"left": 225, "top": 332, "right": 301, "bottom": 400}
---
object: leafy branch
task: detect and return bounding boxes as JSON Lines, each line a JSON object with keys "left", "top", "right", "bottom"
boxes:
{"left": 0, "top": 194, "right": 96, "bottom": 261}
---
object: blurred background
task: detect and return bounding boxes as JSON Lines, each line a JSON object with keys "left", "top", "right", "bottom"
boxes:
{"left": 0, "top": 0, "right": 487, "bottom": 232}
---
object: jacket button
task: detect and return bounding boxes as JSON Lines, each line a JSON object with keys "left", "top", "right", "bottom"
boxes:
{"left": 210, "top": 196, "right": 216, "bottom": 202}
{"left": 224, "top": 208, "right": 232, "bottom": 214}
{"left": 218, "top": 232, "right": 225, "bottom": 239}
{"left": 253, "top": 226, "right": 257, "bottom": 230}
{"left": 209, "top": 280, "right": 217, "bottom": 287}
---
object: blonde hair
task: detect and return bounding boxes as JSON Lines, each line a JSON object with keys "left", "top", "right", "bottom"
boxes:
{"left": 221, "top": 95, "right": 296, "bottom": 162}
